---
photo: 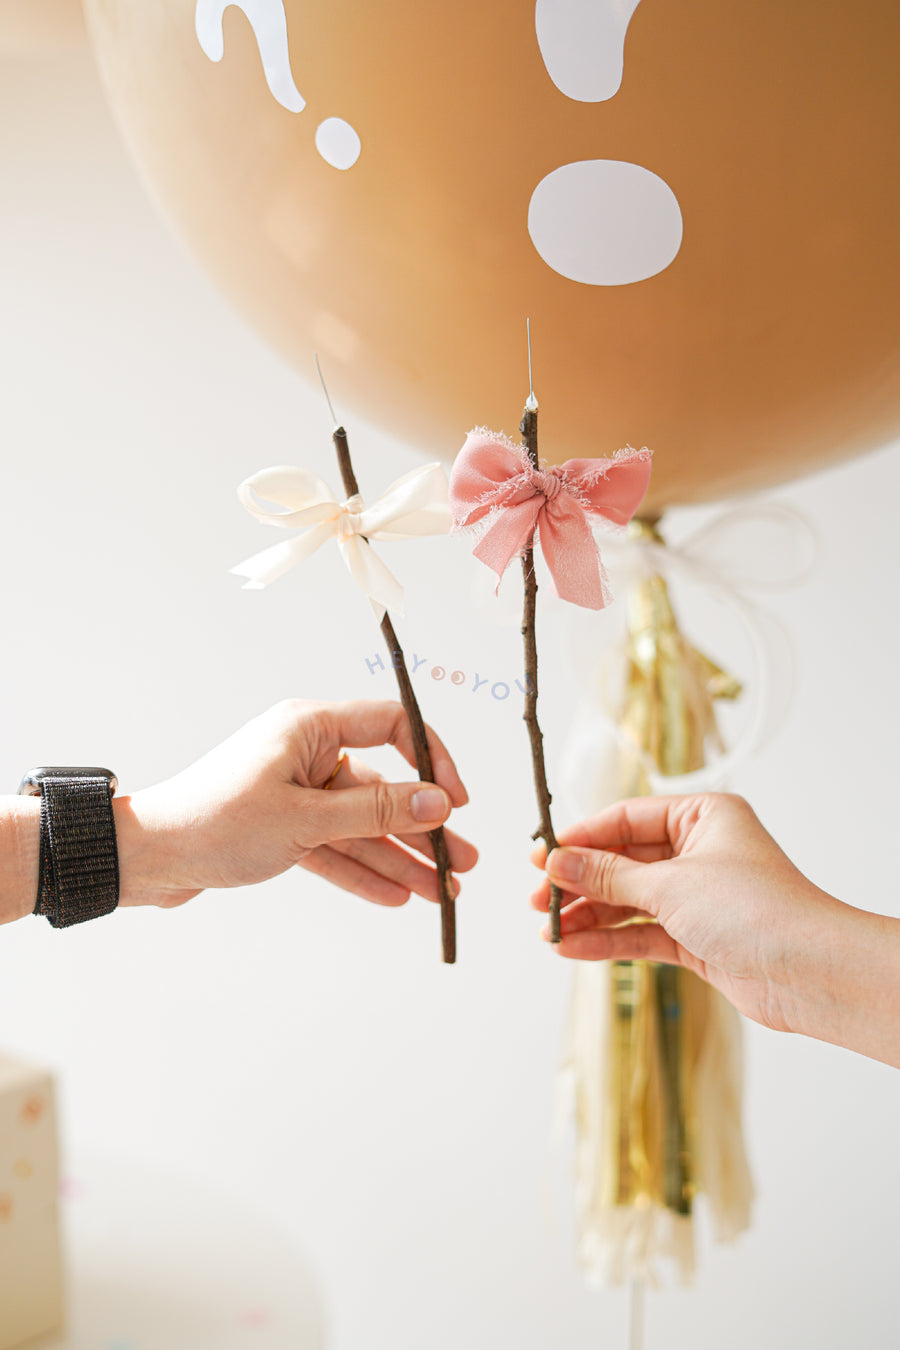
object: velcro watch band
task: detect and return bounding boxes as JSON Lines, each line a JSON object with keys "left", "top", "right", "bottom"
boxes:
{"left": 19, "top": 768, "right": 119, "bottom": 927}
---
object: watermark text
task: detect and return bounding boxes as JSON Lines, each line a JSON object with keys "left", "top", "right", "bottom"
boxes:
{"left": 364, "top": 650, "right": 531, "bottom": 701}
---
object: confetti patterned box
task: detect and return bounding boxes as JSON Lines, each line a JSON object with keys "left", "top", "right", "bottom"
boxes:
{"left": 0, "top": 1053, "right": 63, "bottom": 1349}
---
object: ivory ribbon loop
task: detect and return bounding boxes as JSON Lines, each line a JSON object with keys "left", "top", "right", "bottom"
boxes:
{"left": 449, "top": 430, "right": 652, "bottom": 610}
{"left": 237, "top": 465, "right": 341, "bottom": 529}
{"left": 231, "top": 461, "right": 451, "bottom": 618}
{"left": 356, "top": 462, "right": 454, "bottom": 538}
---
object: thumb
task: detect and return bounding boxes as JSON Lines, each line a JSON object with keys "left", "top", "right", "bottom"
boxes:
{"left": 302, "top": 781, "right": 452, "bottom": 846}
{"left": 546, "top": 846, "right": 655, "bottom": 916}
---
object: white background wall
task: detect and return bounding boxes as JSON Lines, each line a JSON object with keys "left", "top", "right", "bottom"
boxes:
{"left": 1, "top": 35, "right": 898, "bottom": 1350}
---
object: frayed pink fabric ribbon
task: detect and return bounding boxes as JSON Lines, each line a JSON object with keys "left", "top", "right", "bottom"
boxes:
{"left": 449, "top": 431, "right": 652, "bottom": 610}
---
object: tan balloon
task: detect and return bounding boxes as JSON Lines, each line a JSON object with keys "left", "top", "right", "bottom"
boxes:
{"left": 83, "top": 0, "right": 900, "bottom": 511}
{"left": 0, "top": 0, "right": 86, "bottom": 55}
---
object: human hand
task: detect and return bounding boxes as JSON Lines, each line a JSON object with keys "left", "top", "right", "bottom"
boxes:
{"left": 530, "top": 793, "right": 900, "bottom": 1066}
{"left": 116, "top": 699, "right": 477, "bottom": 910}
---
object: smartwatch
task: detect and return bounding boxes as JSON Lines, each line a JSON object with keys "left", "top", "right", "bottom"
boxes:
{"left": 18, "top": 767, "right": 119, "bottom": 927}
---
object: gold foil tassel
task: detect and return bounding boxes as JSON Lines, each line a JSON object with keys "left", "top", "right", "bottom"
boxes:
{"left": 569, "top": 518, "right": 753, "bottom": 1286}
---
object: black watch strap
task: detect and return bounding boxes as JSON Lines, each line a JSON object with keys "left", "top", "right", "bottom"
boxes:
{"left": 20, "top": 770, "right": 120, "bottom": 927}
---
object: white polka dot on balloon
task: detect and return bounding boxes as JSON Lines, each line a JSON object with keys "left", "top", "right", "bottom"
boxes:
{"left": 315, "top": 118, "right": 362, "bottom": 170}
{"left": 527, "top": 159, "right": 683, "bottom": 286}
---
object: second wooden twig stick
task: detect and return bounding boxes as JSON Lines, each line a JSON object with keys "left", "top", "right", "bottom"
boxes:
{"left": 519, "top": 403, "right": 563, "bottom": 943}
{"left": 332, "top": 425, "right": 457, "bottom": 964}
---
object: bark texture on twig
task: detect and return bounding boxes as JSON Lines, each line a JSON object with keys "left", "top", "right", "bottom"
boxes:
{"left": 519, "top": 406, "right": 563, "bottom": 943}
{"left": 333, "top": 426, "right": 456, "bottom": 963}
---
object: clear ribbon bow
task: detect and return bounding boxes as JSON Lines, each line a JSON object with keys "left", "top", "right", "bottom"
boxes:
{"left": 564, "top": 500, "right": 818, "bottom": 799}
{"left": 231, "top": 462, "right": 451, "bottom": 619}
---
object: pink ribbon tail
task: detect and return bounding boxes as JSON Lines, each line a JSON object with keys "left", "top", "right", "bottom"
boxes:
{"left": 471, "top": 498, "right": 542, "bottom": 587}
{"left": 539, "top": 495, "right": 612, "bottom": 609}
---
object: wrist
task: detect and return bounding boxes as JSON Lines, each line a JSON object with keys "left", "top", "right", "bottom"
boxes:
{"left": 787, "top": 891, "right": 900, "bottom": 1067}
{"left": 822, "top": 903, "right": 900, "bottom": 1067}
{"left": 0, "top": 797, "right": 41, "bottom": 925}
{"left": 0, "top": 784, "right": 199, "bottom": 923}
{"left": 113, "top": 791, "right": 201, "bottom": 910}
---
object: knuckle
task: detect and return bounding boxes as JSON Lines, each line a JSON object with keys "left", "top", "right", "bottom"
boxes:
{"left": 616, "top": 811, "right": 635, "bottom": 848}
{"left": 370, "top": 780, "right": 396, "bottom": 835}
{"left": 273, "top": 697, "right": 321, "bottom": 730}
{"left": 386, "top": 702, "right": 406, "bottom": 745}
{"left": 704, "top": 790, "right": 747, "bottom": 819}
{"left": 677, "top": 791, "right": 724, "bottom": 836}
{"left": 276, "top": 696, "right": 307, "bottom": 719}
{"left": 588, "top": 849, "right": 620, "bottom": 901}
{"left": 715, "top": 792, "right": 759, "bottom": 829}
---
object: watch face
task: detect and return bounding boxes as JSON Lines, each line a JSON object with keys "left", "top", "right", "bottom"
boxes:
{"left": 17, "top": 767, "right": 118, "bottom": 797}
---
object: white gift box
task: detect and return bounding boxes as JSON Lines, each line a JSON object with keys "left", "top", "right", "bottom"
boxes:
{"left": 0, "top": 1053, "right": 63, "bottom": 1349}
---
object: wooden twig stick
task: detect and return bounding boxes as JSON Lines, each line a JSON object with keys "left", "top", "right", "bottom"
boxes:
{"left": 332, "top": 426, "right": 457, "bottom": 964}
{"left": 519, "top": 404, "right": 563, "bottom": 943}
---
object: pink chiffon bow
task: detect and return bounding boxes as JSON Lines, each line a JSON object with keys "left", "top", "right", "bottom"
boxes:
{"left": 449, "top": 430, "right": 652, "bottom": 609}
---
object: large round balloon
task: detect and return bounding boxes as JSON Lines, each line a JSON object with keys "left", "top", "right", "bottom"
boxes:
{"left": 0, "top": 0, "right": 85, "bottom": 55}
{"left": 83, "top": 0, "right": 900, "bottom": 510}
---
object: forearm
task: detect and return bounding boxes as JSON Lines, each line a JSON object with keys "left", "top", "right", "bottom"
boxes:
{"left": 790, "top": 894, "right": 900, "bottom": 1068}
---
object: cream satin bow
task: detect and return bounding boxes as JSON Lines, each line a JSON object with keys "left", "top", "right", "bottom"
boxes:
{"left": 231, "top": 462, "right": 451, "bottom": 619}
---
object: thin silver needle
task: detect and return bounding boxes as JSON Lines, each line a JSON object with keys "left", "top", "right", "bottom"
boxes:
{"left": 525, "top": 317, "right": 538, "bottom": 411}
{"left": 314, "top": 351, "right": 340, "bottom": 429}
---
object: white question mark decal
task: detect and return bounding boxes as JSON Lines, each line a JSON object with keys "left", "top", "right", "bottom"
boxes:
{"left": 195, "top": 0, "right": 361, "bottom": 168}
{"left": 529, "top": 0, "right": 683, "bottom": 285}
{"left": 535, "top": 0, "right": 643, "bottom": 102}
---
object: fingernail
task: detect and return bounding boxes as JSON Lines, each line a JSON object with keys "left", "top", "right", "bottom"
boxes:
{"left": 412, "top": 787, "right": 448, "bottom": 822}
{"left": 547, "top": 848, "right": 583, "bottom": 883}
